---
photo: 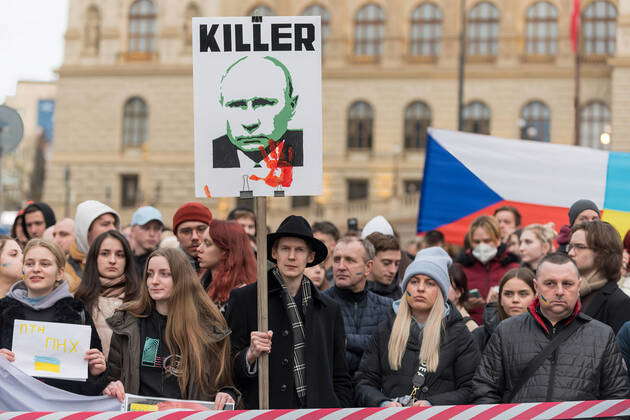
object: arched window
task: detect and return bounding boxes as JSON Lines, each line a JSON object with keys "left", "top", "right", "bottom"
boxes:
{"left": 525, "top": 2, "right": 558, "bottom": 55}
{"left": 404, "top": 101, "right": 432, "bottom": 149}
{"left": 347, "top": 101, "right": 374, "bottom": 149}
{"left": 123, "top": 97, "right": 148, "bottom": 148}
{"left": 580, "top": 101, "right": 611, "bottom": 149}
{"left": 354, "top": 4, "right": 385, "bottom": 57}
{"left": 410, "top": 3, "right": 443, "bottom": 57}
{"left": 582, "top": 1, "right": 617, "bottom": 56}
{"left": 84, "top": 5, "right": 100, "bottom": 56}
{"left": 249, "top": 5, "right": 275, "bottom": 16}
{"left": 184, "top": 2, "right": 201, "bottom": 47}
{"left": 302, "top": 4, "right": 331, "bottom": 48}
{"left": 462, "top": 101, "right": 491, "bottom": 134}
{"left": 466, "top": 2, "right": 500, "bottom": 56}
{"left": 520, "top": 101, "right": 550, "bottom": 142}
{"left": 129, "top": 0, "right": 157, "bottom": 53}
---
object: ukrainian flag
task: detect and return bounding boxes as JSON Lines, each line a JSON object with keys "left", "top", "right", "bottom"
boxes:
{"left": 34, "top": 356, "right": 61, "bottom": 373}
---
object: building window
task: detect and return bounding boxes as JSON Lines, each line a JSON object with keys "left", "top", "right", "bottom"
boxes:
{"left": 462, "top": 101, "right": 491, "bottom": 134}
{"left": 582, "top": 1, "right": 617, "bottom": 56}
{"left": 354, "top": 4, "right": 385, "bottom": 57}
{"left": 580, "top": 101, "right": 611, "bottom": 150}
{"left": 249, "top": 5, "right": 275, "bottom": 16}
{"left": 404, "top": 179, "right": 422, "bottom": 195}
{"left": 291, "top": 196, "right": 312, "bottom": 208}
{"left": 123, "top": 97, "right": 148, "bottom": 148}
{"left": 83, "top": 5, "right": 100, "bottom": 56}
{"left": 520, "top": 101, "right": 550, "bottom": 142}
{"left": 302, "top": 4, "right": 331, "bottom": 49}
{"left": 129, "top": 0, "right": 157, "bottom": 53}
{"left": 121, "top": 174, "right": 139, "bottom": 208}
{"left": 525, "top": 2, "right": 557, "bottom": 55}
{"left": 184, "top": 2, "right": 201, "bottom": 47}
{"left": 347, "top": 101, "right": 374, "bottom": 149}
{"left": 404, "top": 101, "right": 432, "bottom": 149}
{"left": 409, "top": 2, "right": 443, "bottom": 57}
{"left": 347, "top": 179, "right": 369, "bottom": 201}
{"left": 466, "top": 1, "right": 500, "bottom": 56}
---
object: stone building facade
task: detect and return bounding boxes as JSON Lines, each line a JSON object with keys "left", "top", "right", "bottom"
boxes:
{"left": 44, "top": 0, "right": 630, "bottom": 237}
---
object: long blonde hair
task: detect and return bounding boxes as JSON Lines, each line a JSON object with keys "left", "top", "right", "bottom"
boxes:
{"left": 388, "top": 292, "right": 445, "bottom": 372}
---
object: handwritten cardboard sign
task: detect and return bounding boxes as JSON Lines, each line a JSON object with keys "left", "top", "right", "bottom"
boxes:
{"left": 12, "top": 320, "right": 91, "bottom": 381}
{"left": 193, "top": 16, "right": 323, "bottom": 198}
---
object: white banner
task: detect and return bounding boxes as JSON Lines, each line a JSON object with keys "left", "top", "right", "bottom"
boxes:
{"left": 193, "top": 16, "right": 323, "bottom": 198}
{"left": 12, "top": 320, "right": 91, "bottom": 381}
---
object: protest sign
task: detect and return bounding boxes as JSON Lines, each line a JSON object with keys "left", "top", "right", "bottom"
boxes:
{"left": 124, "top": 394, "right": 234, "bottom": 412}
{"left": 12, "top": 320, "right": 91, "bottom": 381}
{"left": 193, "top": 16, "right": 322, "bottom": 198}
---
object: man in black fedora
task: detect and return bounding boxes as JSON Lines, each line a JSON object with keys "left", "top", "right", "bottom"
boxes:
{"left": 226, "top": 215, "right": 353, "bottom": 409}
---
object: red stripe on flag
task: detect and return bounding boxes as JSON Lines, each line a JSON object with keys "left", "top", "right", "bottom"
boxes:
{"left": 62, "top": 413, "right": 105, "bottom": 420}
{"left": 251, "top": 409, "right": 295, "bottom": 419}
{"left": 570, "top": 0, "right": 581, "bottom": 53}
{"left": 596, "top": 399, "right": 630, "bottom": 417}
{"left": 101, "top": 412, "right": 151, "bottom": 420}
{"left": 550, "top": 400, "right": 601, "bottom": 419}
{"left": 512, "top": 402, "right": 561, "bottom": 419}
{"left": 470, "top": 403, "right": 520, "bottom": 420}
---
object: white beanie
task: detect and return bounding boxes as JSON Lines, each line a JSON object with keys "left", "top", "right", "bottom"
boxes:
{"left": 361, "top": 215, "right": 394, "bottom": 239}
{"left": 74, "top": 200, "right": 120, "bottom": 254}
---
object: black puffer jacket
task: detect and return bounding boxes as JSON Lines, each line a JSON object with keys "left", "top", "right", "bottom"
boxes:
{"left": 472, "top": 299, "right": 630, "bottom": 403}
{"left": 323, "top": 286, "right": 392, "bottom": 376}
{"left": 582, "top": 281, "right": 630, "bottom": 334}
{"left": 471, "top": 303, "right": 501, "bottom": 353}
{"left": 355, "top": 304, "right": 480, "bottom": 406}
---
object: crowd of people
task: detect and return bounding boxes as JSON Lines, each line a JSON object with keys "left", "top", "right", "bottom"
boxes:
{"left": 0, "top": 198, "right": 629, "bottom": 409}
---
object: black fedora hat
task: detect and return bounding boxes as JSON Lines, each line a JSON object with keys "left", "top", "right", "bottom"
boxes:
{"left": 267, "top": 215, "right": 328, "bottom": 267}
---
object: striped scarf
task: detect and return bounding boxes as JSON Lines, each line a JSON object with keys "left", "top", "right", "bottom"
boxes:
{"left": 273, "top": 268, "right": 311, "bottom": 404}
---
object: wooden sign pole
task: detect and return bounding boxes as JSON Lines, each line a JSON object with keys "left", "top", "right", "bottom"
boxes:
{"left": 255, "top": 196, "right": 269, "bottom": 409}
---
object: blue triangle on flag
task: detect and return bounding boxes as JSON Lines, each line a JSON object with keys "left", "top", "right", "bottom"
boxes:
{"left": 418, "top": 133, "right": 503, "bottom": 232}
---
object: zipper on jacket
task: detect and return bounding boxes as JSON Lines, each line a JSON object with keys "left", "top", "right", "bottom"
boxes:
{"left": 546, "top": 346, "right": 557, "bottom": 401}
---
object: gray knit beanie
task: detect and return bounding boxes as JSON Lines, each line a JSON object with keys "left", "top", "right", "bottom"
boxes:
{"left": 569, "top": 199, "right": 600, "bottom": 226}
{"left": 401, "top": 247, "right": 452, "bottom": 300}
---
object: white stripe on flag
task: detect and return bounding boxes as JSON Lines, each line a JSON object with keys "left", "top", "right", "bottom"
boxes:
{"left": 364, "top": 407, "right": 405, "bottom": 419}
{"left": 492, "top": 402, "right": 542, "bottom": 419}
{"left": 318, "top": 408, "right": 366, "bottom": 420}
{"left": 223, "top": 410, "right": 274, "bottom": 420}
{"left": 571, "top": 399, "right": 622, "bottom": 418}
{"left": 531, "top": 401, "right": 589, "bottom": 419}
{"left": 274, "top": 409, "right": 320, "bottom": 419}
{"left": 450, "top": 404, "right": 498, "bottom": 420}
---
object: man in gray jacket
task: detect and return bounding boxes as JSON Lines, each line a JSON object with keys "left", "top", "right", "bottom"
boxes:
{"left": 472, "top": 253, "right": 629, "bottom": 403}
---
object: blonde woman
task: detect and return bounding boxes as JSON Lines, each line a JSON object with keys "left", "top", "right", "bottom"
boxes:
{"left": 519, "top": 224, "right": 556, "bottom": 271}
{"left": 355, "top": 247, "right": 480, "bottom": 407}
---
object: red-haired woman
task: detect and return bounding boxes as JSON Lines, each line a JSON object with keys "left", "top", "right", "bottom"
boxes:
{"left": 197, "top": 220, "right": 256, "bottom": 311}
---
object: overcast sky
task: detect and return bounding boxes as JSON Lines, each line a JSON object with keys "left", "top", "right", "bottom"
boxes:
{"left": 0, "top": 0, "right": 69, "bottom": 103}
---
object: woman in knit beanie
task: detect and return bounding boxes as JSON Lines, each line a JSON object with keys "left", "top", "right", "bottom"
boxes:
{"left": 355, "top": 247, "right": 480, "bottom": 407}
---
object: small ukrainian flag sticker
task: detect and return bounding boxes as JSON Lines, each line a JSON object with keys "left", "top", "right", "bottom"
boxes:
{"left": 34, "top": 356, "right": 61, "bottom": 373}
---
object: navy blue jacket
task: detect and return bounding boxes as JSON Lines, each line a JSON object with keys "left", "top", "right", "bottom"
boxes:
{"left": 323, "top": 286, "right": 393, "bottom": 376}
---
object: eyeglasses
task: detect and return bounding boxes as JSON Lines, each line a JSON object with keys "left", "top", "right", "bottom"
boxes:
{"left": 178, "top": 226, "right": 208, "bottom": 236}
{"left": 567, "top": 243, "right": 590, "bottom": 252}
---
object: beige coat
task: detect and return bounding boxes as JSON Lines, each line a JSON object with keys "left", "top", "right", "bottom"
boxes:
{"left": 93, "top": 296, "right": 123, "bottom": 358}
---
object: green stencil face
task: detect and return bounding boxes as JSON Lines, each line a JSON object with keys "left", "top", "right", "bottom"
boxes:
{"left": 219, "top": 56, "right": 299, "bottom": 152}
{"left": 141, "top": 337, "right": 160, "bottom": 367}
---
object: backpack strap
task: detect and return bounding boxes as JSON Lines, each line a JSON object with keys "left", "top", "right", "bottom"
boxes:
{"left": 504, "top": 318, "right": 585, "bottom": 402}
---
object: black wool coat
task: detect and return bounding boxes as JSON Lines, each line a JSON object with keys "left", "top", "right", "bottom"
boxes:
{"left": 225, "top": 270, "right": 353, "bottom": 409}
{"left": 583, "top": 281, "right": 630, "bottom": 334}
{"left": 355, "top": 305, "right": 480, "bottom": 406}
{"left": 0, "top": 296, "right": 106, "bottom": 395}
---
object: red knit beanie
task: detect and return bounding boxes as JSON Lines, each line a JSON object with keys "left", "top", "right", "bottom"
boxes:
{"left": 173, "top": 202, "right": 212, "bottom": 233}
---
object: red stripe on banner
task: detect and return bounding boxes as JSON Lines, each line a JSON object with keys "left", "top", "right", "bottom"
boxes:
{"left": 297, "top": 408, "right": 341, "bottom": 419}
{"left": 384, "top": 406, "right": 431, "bottom": 420}
{"left": 104, "top": 412, "right": 153, "bottom": 420}
{"left": 253, "top": 409, "right": 296, "bottom": 419}
{"left": 343, "top": 407, "right": 385, "bottom": 419}
{"left": 597, "top": 399, "right": 630, "bottom": 418}
{"left": 512, "top": 402, "right": 561, "bottom": 419}
{"left": 428, "top": 405, "right": 474, "bottom": 419}
{"left": 62, "top": 413, "right": 105, "bottom": 420}
{"left": 472, "top": 403, "right": 520, "bottom": 420}
{"left": 201, "top": 410, "right": 249, "bottom": 420}
{"left": 8, "top": 413, "right": 53, "bottom": 420}
{"left": 550, "top": 400, "right": 601, "bottom": 419}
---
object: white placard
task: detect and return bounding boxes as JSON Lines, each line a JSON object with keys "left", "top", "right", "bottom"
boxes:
{"left": 193, "top": 16, "right": 323, "bottom": 198}
{"left": 12, "top": 320, "right": 91, "bottom": 381}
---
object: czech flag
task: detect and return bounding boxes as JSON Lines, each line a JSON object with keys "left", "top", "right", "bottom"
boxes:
{"left": 418, "top": 129, "right": 630, "bottom": 245}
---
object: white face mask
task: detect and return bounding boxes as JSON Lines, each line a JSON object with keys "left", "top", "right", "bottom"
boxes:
{"left": 472, "top": 243, "right": 498, "bottom": 264}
